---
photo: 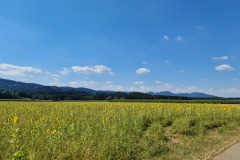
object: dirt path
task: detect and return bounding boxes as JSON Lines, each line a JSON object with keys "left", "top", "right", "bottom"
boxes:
{"left": 213, "top": 142, "right": 240, "bottom": 160}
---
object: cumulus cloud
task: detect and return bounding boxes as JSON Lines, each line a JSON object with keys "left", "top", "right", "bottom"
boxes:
{"left": 155, "top": 81, "right": 162, "bottom": 84}
{"left": 163, "top": 35, "right": 169, "bottom": 40}
{"left": 0, "top": 63, "right": 41, "bottom": 76}
{"left": 101, "top": 85, "right": 124, "bottom": 91}
{"left": 215, "top": 64, "right": 234, "bottom": 71}
{"left": 128, "top": 83, "right": 176, "bottom": 93}
{"left": 136, "top": 68, "right": 150, "bottom": 74}
{"left": 51, "top": 74, "right": 60, "bottom": 79}
{"left": 72, "top": 65, "right": 113, "bottom": 75}
{"left": 127, "top": 82, "right": 240, "bottom": 97}
{"left": 163, "top": 83, "right": 174, "bottom": 89}
{"left": 212, "top": 56, "right": 229, "bottom": 60}
{"left": 60, "top": 68, "right": 70, "bottom": 75}
{"left": 187, "top": 86, "right": 198, "bottom": 91}
{"left": 133, "top": 81, "right": 143, "bottom": 85}
{"left": 225, "top": 88, "right": 240, "bottom": 94}
{"left": 105, "top": 81, "right": 112, "bottom": 84}
{"left": 207, "top": 88, "right": 240, "bottom": 97}
{"left": 175, "top": 36, "right": 183, "bottom": 41}
{"left": 50, "top": 74, "right": 65, "bottom": 86}
{"left": 68, "top": 80, "right": 97, "bottom": 88}
{"left": 139, "top": 86, "right": 151, "bottom": 92}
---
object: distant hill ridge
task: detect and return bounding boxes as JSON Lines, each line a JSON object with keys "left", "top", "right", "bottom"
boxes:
{"left": 0, "top": 78, "right": 217, "bottom": 98}
{"left": 147, "top": 91, "right": 217, "bottom": 98}
{"left": 0, "top": 78, "right": 96, "bottom": 93}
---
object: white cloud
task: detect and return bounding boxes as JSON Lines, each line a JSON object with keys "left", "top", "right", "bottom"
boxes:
{"left": 136, "top": 68, "right": 151, "bottom": 74}
{"left": 139, "top": 86, "right": 151, "bottom": 92}
{"left": 225, "top": 88, "right": 240, "bottom": 94}
{"left": 175, "top": 36, "right": 183, "bottom": 41}
{"left": 188, "top": 86, "right": 198, "bottom": 91}
{"left": 215, "top": 64, "right": 234, "bottom": 71}
{"left": 50, "top": 81, "right": 65, "bottom": 86}
{"left": 43, "top": 72, "right": 64, "bottom": 86}
{"left": 105, "top": 81, "right": 112, "bottom": 84}
{"left": 101, "top": 85, "right": 124, "bottom": 91}
{"left": 212, "top": 56, "right": 229, "bottom": 60}
{"left": 155, "top": 81, "right": 162, "bottom": 84}
{"left": 100, "top": 82, "right": 239, "bottom": 98}
{"left": 72, "top": 65, "right": 113, "bottom": 75}
{"left": 129, "top": 83, "right": 175, "bottom": 93}
{"left": 133, "top": 81, "right": 143, "bottom": 85}
{"left": 68, "top": 80, "right": 97, "bottom": 88}
{"left": 204, "top": 87, "right": 240, "bottom": 97}
{"left": 214, "top": 88, "right": 240, "bottom": 97}
{"left": 163, "top": 35, "right": 169, "bottom": 40}
{"left": 101, "top": 81, "right": 239, "bottom": 97}
{"left": 60, "top": 68, "right": 70, "bottom": 75}
{"left": 50, "top": 74, "right": 64, "bottom": 86}
{"left": 163, "top": 83, "right": 174, "bottom": 89}
{"left": 51, "top": 74, "right": 60, "bottom": 79}
{"left": 0, "top": 63, "right": 41, "bottom": 76}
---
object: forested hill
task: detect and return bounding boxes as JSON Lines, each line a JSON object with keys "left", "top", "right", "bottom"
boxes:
{"left": 0, "top": 78, "right": 95, "bottom": 93}
{"left": 0, "top": 78, "right": 221, "bottom": 101}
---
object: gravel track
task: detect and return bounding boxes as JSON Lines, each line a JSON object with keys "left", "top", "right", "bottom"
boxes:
{"left": 213, "top": 142, "right": 240, "bottom": 160}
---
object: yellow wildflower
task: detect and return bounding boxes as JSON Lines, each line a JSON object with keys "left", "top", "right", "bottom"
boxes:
{"left": 52, "top": 129, "right": 57, "bottom": 134}
{"left": 56, "top": 117, "right": 60, "bottom": 125}
{"left": 13, "top": 116, "right": 18, "bottom": 124}
{"left": 46, "top": 127, "right": 50, "bottom": 133}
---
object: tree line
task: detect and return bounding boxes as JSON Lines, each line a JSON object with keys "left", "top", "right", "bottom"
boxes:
{"left": 0, "top": 90, "right": 190, "bottom": 101}
{"left": 1, "top": 90, "right": 239, "bottom": 101}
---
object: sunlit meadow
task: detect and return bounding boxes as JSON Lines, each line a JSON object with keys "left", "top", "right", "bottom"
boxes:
{"left": 1, "top": 102, "right": 240, "bottom": 159}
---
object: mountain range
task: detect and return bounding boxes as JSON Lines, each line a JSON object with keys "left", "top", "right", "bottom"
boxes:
{"left": 0, "top": 78, "right": 217, "bottom": 98}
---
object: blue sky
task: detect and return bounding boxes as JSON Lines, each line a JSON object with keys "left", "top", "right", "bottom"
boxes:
{"left": 0, "top": 0, "right": 240, "bottom": 97}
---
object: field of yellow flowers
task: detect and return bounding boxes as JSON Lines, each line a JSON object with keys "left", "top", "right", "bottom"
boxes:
{"left": 1, "top": 102, "right": 240, "bottom": 159}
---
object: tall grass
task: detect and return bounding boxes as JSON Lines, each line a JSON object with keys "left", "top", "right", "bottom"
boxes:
{"left": 0, "top": 102, "right": 240, "bottom": 159}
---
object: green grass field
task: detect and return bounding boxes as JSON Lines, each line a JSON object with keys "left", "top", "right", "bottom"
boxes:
{"left": 1, "top": 102, "right": 240, "bottom": 159}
